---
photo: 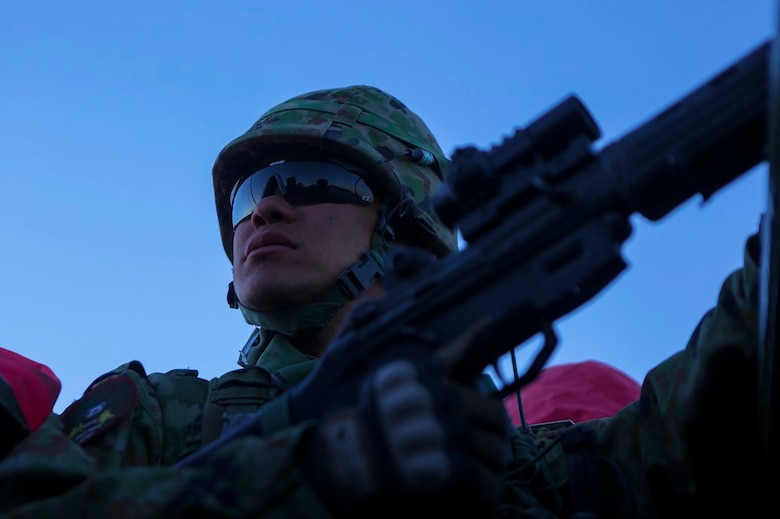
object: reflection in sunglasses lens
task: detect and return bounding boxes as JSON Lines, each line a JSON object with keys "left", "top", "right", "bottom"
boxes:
{"left": 231, "top": 161, "right": 374, "bottom": 228}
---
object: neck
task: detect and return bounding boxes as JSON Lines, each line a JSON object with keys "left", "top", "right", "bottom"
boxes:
{"left": 289, "top": 284, "right": 384, "bottom": 357}
{"left": 288, "top": 326, "right": 335, "bottom": 358}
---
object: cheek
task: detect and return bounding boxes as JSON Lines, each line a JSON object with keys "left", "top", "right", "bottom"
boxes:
{"left": 307, "top": 211, "right": 376, "bottom": 266}
{"left": 329, "top": 212, "right": 376, "bottom": 246}
{"left": 232, "top": 225, "right": 251, "bottom": 259}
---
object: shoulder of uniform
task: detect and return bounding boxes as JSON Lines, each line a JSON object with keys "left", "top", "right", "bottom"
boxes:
{"left": 148, "top": 368, "right": 209, "bottom": 403}
{"left": 165, "top": 368, "right": 200, "bottom": 377}
{"left": 87, "top": 360, "right": 149, "bottom": 387}
{"left": 60, "top": 360, "right": 149, "bottom": 445}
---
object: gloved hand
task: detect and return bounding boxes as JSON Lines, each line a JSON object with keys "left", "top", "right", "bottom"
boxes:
{"left": 295, "top": 359, "right": 509, "bottom": 516}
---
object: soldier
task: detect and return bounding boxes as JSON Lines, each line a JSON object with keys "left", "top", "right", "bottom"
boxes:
{"left": 0, "top": 85, "right": 509, "bottom": 517}
{"left": 0, "top": 85, "right": 766, "bottom": 518}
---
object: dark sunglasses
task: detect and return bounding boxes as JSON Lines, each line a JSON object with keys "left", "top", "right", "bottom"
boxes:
{"left": 231, "top": 160, "right": 375, "bottom": 228}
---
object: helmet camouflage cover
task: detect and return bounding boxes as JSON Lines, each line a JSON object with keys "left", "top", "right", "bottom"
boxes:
{"left": 212, "top": 85, "right": 458, "bottom": 261}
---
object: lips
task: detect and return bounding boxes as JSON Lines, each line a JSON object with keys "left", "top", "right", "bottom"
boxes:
{"left": 244, "top": 231, "right": 296, "bottom": 257}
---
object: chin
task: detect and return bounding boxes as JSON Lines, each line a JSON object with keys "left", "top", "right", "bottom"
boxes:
{"left": 239, "top": 285, "right": 302, "bottom": 311}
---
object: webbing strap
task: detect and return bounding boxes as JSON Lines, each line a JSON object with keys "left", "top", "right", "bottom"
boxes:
{"left": 200, "top": 378, "right": 227, "bottom": 447}
{"left": 561, "top": 425, "right": 606, "bottom": 518}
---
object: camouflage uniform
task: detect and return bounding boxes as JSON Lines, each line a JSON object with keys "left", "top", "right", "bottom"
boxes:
{"left": 0, "top": 237, "right": 763, "bottom": 518}
{"left": 0, "top": 86, "right": 765, "bottom": 517}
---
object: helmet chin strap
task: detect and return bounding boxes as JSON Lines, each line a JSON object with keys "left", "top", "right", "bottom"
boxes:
{"left": 229, "top": 224, "right": 393, "bottom": 339}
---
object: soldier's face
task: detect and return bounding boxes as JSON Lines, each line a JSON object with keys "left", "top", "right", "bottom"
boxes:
{"left": 231, "top": 193, "right": 379, "bottom": 312}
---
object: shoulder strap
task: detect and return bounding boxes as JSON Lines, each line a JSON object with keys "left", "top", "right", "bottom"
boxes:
{"left": 200, "top": 367, "right": 282, "bottom": 447}
{"left": 201, "top": 377, "right": 226, "bottom": 447}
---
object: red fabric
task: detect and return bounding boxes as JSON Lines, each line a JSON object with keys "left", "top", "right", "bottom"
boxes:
{"left": 503, "top": 360, "right": 641, "bottom": 426}
{"left": 0, "top": 347, "right": 61, "bottom": 432}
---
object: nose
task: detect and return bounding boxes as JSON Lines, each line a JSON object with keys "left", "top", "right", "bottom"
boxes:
{"left": 250, "top": 194, "right": 296, "bottom": 228}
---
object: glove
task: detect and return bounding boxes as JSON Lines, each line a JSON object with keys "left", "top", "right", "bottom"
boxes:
{"left": 295, "top": 359, "right": 509, "bottom": 516}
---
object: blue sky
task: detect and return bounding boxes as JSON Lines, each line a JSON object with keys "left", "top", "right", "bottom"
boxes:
{"left": 1, "top": 1, "right": 774, "bottom": 412}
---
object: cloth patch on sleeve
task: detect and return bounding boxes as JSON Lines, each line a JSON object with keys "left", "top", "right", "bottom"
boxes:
{"left": 61, "top": 374, "right": 138, "bottom": 445}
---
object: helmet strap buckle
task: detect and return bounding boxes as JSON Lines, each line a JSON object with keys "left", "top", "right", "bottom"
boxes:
{"left": 336, "top": 252, "right": 384, "bottom": 300}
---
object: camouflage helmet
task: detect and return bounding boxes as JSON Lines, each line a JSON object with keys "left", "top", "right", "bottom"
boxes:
{"left": 212, "top": 85, "right": 458, "bottom": 262}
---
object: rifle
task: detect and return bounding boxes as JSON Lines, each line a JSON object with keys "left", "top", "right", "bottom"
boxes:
{"left": 178, "top": 37, "right": 769, "bottom": 467}
{"left": 356, "top": 37, "right": 768, "bottom": 395}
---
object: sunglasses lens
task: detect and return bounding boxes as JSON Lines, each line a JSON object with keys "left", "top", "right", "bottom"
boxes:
{"left": 231, "top": 161, "right": 375, "bottom": 227}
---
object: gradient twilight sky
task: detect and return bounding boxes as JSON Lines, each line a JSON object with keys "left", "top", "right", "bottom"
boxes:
{"left": 1, "top": 1, "right": 774, "bottom": 412}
